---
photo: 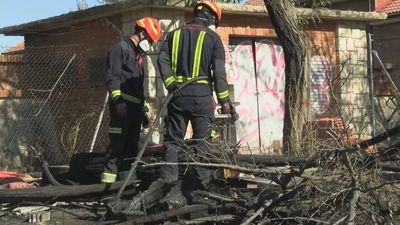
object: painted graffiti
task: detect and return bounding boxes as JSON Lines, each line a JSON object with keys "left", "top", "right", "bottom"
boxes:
{"left": 225, "top": 39, "right": 332, "bottom": 152}
{"left": 310, "top": 55, "right": 332, "bottom": 115}
{"left": 226, "top": 39, "right": 285, "bottom": 151}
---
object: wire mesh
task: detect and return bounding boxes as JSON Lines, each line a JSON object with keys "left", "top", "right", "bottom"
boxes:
{"left": 0, "top": 45, "right": 110, "bottom": 171}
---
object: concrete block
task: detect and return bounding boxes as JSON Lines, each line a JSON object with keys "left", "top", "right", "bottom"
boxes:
{"left": 347, "top": 38, "right": 355, "bottom": 51}
{"left": 348, "top": 77, "right": 369, "bottom": 94}
{"left": 340, "top": 92, "right": 353, "bottom": 105}
{"left": 144, "top": 55, "right": 159, "bottom": 98}
{"left": 337, "top": 38, "right": 348, "bottom": 52}
{"left": 337, "top": 27, "right": 351, "bottom": 38}
{"left": 353, "top": 65, "right": 368, "bottom": 77}
{"left": 351, "top": 94, "right": 371, "bottom": 108}
{"left": 349, "top": 51, "right": 359, "bottom": 64}
{"left": 339, "top": 65, "right": 354, "bottom": 78}
{"left": 337, "top": 50, "right": 351, "bottom": 64}
{"left": 357, "top": 48, "right": 368, "bottom": 62}
{"left": 351, "top": 29, "right": 364, "bottom": 39}
{"left": 341, "top": 105, "right": 355, "bottom": 120}
{"left": 354, "top": 39, "right": 367, "bottom": 48}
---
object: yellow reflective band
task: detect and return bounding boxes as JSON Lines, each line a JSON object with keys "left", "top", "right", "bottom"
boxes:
{"left": 218, "top": 90, "right": 229, "bottom": 99}
{"left": 196, "top": 80, "right": 208, "bottom": 84}
{"left": 211, "top": 129, "right": 218, "bottom": 138}
{"left": 101, "top": 179, "right": 114, "bottom": 183}
{"left": 121, "top": 93, "right": 141, "bottom": 104}
{"left": 144, "top": 100, "right": 149, "bottom": 107}
{"left": 192, "top": 31, "right": 206, "bottom": 78}
{"left": 174, "top": 75, "right": 208, "bottom": 84}
{"left": 108, "top": 127, "right": 122, "bottom": 134}
{"left": 103, "top": 172, "right": 117, "bottom": 177}
{"left": 176, "top": 76, "right": 185, "bottom": 83}
{"left": 164, "top": 76, "right": 175, "bottom": 88}
{"left": 101, "top": 172, "right": 117, "bottom": 183}
{"left": 111, "top": 90, "right": 121, "bottom": 99}
{"left": 172, "top": 30, "right": 181, "bottom": 75}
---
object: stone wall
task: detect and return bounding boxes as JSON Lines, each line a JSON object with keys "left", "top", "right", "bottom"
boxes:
{"left": 337, "top": 24, "right": 372, "bottom": 141}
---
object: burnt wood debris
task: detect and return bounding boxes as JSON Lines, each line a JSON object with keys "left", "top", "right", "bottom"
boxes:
{"left": 1, "top": 125, "right": 400, "bottom": 224}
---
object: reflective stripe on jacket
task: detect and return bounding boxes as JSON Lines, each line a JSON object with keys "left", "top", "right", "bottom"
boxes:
{"left": 106, "top": 36, "right": 144, "bottom": 105}
{"left": 158, "top": 19, "right": 230, "bottom": 104}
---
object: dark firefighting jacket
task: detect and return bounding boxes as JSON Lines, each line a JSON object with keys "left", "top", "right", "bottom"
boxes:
{"left": 157, "top": 19, "right": 230, "bottom": 104}
{"left": 106, "top": 36, "right": 144, "bottom": 105}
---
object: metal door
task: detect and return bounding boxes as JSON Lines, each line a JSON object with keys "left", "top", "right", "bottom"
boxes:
{"left": 227, "top": 38, "right": 285, "bottom": 153}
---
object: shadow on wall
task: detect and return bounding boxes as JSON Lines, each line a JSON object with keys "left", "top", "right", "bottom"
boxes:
{"left": 0, "top": 98, "right": 67, "bottom": 171}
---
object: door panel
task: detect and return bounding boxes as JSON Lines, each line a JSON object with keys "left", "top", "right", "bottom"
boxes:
{"left": 228, "top": 39, "right": 259, "bottom": 149}
{"left": 255, "top": 40, "right": 285, "bottom": 151}
{"left": 227, "top": 38, "right": 285, "bottom": 153}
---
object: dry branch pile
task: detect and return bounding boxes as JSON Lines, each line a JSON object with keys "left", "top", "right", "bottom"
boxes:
{"left": 116, "top": 138, "right": 400, "bottom": 225}
{"left": 1, "top": 132, "right": 400, "bottom": 224}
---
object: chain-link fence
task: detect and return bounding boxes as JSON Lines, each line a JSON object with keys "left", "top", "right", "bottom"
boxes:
{"left": 0, "top": 45, "right": 110, "bottom": 171}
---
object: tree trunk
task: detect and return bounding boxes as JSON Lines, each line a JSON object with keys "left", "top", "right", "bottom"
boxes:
{"left": 264, "top": 0, "right": 311, "bottom": 155}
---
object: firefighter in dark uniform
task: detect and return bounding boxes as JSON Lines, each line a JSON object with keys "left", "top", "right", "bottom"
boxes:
{"left": 157, "top": 1, "right": 237, "bottom": 197}
{"left": 101, "top": 17, "right": 161, "bottom": 184}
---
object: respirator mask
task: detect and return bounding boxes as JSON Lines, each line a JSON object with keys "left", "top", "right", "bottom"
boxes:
{"left": 138, "top": 39, "right": 151, "bottom": 53}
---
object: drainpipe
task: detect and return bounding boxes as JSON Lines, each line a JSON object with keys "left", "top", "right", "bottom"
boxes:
{"left": 367, "top": 0, "right": 376, "bottom": 137}
{"left": 367, "top": 25, "right": 376, "bottom": 137}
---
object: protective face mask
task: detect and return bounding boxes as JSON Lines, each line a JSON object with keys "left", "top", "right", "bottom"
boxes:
{"left": 208, "top": 25, "right": 216, "bottom": 31}
{"left": 138, "top": 39, "right": 151, "bottom": 53}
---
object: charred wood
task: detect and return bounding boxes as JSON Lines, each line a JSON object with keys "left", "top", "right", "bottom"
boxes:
{"left": 0, "top": 180, "right": 137, "bottom": 203}
{"left": 121, "top": 204, "right": 211, "bottom": 224}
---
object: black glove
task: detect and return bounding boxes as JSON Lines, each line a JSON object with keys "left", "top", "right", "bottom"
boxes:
{"left": 167, "top": 83, "right": 183, "bottom": 97}
{"left": 230, "top": 105, "right": 239, "bottom": 122}
{"left": 113, "top": 97, "right": 127, "bottom": 119}
{"left": 221, "top": 101, "right": 239, "bottom": 122}
{"left": 221, "top": 101, "right": 232, "bottom": 114}
{"left": 142, "top": 105, "right": 150, "bottom": 128}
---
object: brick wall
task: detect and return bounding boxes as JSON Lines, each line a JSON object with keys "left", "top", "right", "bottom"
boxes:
{"left": 0, "top": 55, "right": 23, "bottom": 98}
{"left": 24, "top": 16, "right": 122, "bottom": 154}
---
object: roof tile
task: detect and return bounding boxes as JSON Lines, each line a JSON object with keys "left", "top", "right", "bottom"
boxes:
{"left": 245, "top": 0, "right": 265, "bottom": 7}
{"left": 379, "top": 0, "right": 400, "bottom": 14}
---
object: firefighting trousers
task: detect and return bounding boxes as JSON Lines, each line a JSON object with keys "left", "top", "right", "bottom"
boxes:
{"left": 161, "top": 96, "right": 215, "bottom": 186}
{"left": 101, "top": 102, "right": 142, "bottom": 183}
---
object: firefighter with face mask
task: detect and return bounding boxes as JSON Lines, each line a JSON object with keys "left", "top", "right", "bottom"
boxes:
{"left": 101, "top": 17, "right": 161, "bottom": 184}
{"left": 157, "top": 1, "right": 237, "bottom": 205}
